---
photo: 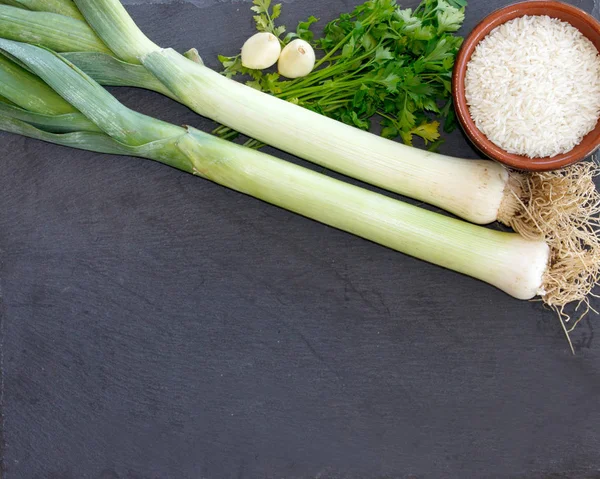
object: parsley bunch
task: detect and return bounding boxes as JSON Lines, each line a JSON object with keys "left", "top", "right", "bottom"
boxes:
{"left": 217, "top": 0, "right": 467, "bottom": 148}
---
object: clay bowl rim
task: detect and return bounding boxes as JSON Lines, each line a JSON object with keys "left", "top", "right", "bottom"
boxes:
{"left": 452, "top": 0, "right": 600, "bottom": 172}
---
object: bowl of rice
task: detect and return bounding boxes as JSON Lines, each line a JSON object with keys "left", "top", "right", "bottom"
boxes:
{"left": 452, "top": 1, "right": 600, "bottom": 171}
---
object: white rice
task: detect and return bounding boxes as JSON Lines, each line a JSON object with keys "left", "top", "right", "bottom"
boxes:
{"left": 465, "top": 15, "right": 600, "bottom": 158}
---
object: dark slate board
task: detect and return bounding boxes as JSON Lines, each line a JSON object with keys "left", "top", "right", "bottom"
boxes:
{"left": 1, "top": 1, "right": 600, "bottom": 478}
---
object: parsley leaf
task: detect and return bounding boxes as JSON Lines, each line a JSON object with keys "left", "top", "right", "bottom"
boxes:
{"left": 436, "top": 0, "right": 466, "bottom": 33}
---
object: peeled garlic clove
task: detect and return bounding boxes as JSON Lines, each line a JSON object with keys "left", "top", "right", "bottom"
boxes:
{"left": 241, "top": 32, "right": 282, "bottom": 70}
{"left": 278, "top": 39, "right": 316, "bottom": 79}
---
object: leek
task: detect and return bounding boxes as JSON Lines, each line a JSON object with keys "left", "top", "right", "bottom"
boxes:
{"left": 0, "top": 38, "right": 559, "bottom": 304}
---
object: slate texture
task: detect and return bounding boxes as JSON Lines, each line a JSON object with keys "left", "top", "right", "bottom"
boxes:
{"left": 1, "top": 1, "right": 599, "bottom": 478}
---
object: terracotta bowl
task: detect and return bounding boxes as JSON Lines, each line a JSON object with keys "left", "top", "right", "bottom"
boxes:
{"left": 452, "top": 1, "right": 600, "bottom": 171}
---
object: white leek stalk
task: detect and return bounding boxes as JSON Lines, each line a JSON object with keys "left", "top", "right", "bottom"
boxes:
{"left": 0, "top": 38, "right": 554, "bottom": 302}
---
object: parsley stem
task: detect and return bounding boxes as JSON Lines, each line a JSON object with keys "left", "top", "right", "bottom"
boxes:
{"left": 313, "top": 30, "right": 354, "bottom": 69}
{"left": 280, "top": 52, "right": 375, "bottom": 99}
{"left": 300, "top": 91, "right": 352, "bottom": 104}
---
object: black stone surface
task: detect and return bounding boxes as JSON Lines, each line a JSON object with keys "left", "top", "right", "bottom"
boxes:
{"left": 1, "top": 1, "right": 600, "bottom": 478}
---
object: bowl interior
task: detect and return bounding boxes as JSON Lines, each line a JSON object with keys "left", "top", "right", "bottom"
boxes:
{"left": 452, "top": 1, "right": 600, "bottom": 171}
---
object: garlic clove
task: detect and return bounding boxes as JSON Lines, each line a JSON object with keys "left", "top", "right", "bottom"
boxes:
{"left": 278, "top": 39, "right": 316, "bottom": 79}
{"left": 241, "top": 32, "right": 282, "bottom": 70}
